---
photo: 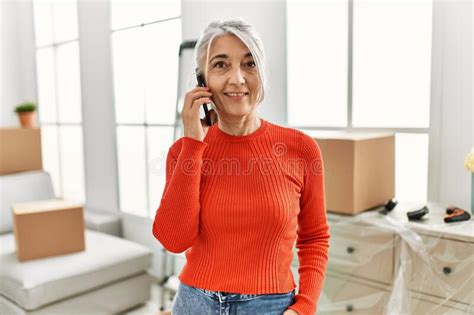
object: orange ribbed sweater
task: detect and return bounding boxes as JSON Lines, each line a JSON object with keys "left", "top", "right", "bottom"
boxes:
{"left": 152, "top": 118, "right": 330, "bottom": 315}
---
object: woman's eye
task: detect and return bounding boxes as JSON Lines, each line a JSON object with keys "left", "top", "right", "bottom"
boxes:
{"left": 245, "top": 61, "right": 256, "bottom": 68}
{"left": 213, "top": 61, "right": 226, "bottom": 68}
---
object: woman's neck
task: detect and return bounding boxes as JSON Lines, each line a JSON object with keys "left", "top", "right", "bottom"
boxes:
{"left": 217, "top": 116, "right": 261, "bottom": 136}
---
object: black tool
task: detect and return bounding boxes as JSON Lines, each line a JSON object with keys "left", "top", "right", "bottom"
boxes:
{"left": 444, "top": 206, "right": 471, "bottom": 223}
{"left": 407, "top": 205, "right": 429, "bottom": 220}
{"left": 379, "top": 198, "right": 398, "bottom": 215}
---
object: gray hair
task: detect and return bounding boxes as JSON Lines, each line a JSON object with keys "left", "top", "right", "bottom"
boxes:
{"left": 194, "top": 18, "right": 268, "bottom": 106}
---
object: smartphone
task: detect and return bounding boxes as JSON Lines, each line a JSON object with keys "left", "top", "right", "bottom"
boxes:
{"left": 196, "top": 73, "right": 215, "bottom": 126}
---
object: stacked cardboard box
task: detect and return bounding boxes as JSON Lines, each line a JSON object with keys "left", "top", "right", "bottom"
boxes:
{"left": 312, "top": 132, "right": 395, "bottom": 215}
{"left": 12, "top": 199, "right": 85, "bottom": 261}
{"left": 0, "top": 128, "right": 42, "bottom": 175}
{"left": 2, "top": 128, "right": 85, "bottom": 261}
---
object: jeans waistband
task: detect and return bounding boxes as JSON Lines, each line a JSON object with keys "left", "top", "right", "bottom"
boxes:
{"left": 186, "top": 283, "right": 295, "bottom": 302}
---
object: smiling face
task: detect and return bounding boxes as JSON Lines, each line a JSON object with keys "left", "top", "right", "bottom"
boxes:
{"left": 203, "top": 34, "right": 261, "bottom": 120}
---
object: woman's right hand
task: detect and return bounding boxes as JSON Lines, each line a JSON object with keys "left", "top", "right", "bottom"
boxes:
{"left": 181, "top": 86, "right": 217, "bottom": 142}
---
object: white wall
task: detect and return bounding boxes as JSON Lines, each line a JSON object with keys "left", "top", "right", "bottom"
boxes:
{"left": 0, "top": 0, "right": 36, "bottom": 127}
{"left": 77, "top": 0, "right": 120, "bottom": 214}
{"left": 428, "top": 0, "right": 473, "bottom": 210}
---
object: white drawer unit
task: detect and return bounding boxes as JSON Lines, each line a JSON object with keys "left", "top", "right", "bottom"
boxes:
{"left": 326, "top": 222, "right": 395, "bottom": 285}
{"left": 318, "top": 272, "right": 473, "bottom": 315}
{"left": 321, "top": 201, "right": 474, "bottom": 314}
{"left": 318, "top": 272, "right": 389, "bottom": 315}
{"left": 406, "top": 235, "right": 474, "bottom": 305}
{"left": 409, "top": 296, "right": 472, "bottom": 315}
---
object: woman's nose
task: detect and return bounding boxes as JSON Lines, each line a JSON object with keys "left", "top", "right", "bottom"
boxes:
{"left": 228, "top": 67, "right": 245, "bottom": 85}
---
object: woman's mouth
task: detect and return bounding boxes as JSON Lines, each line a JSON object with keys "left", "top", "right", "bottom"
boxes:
{"left": 224, "top": 92, "right": 249, "bottom": 101}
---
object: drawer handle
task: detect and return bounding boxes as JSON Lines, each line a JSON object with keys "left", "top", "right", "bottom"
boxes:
{"left": 443, "top": 267, "right": 452, "bottom": 275}
{"left": 346, "top": 304, "right": 354, "bottom": 312}
{"left": 346, "top": 246, "right": 355, "bottom": 254}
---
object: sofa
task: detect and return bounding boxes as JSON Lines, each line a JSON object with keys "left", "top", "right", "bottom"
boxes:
{"left": 0, "top": 170, "right": 153, "bottom": 314}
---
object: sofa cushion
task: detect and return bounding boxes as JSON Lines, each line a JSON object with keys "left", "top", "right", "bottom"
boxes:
{"left": 0, "top": 230, "right": 152, "bottom": 311}
{"left": 0, "top": 170, "right": 56, "bottom": 234}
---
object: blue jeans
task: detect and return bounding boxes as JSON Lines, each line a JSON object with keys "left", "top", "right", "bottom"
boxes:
{"left": 172, "top": 281, "right": 296, "bottom": 315}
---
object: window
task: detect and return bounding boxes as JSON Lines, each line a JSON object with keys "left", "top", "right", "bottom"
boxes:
{"left": 352, "top": 0, "right": 432, "bottom": 128}
{"left": 33, "top": 0, "right": 85, "bottom": 202}
{"left": 287, "top": 0, "right": 348, "bottom": 127}
{"left": 287, "top": 0, "right": 433, "bottom": 202}
{"left": 111, "top": 0, "right": 181, "bottom": 217}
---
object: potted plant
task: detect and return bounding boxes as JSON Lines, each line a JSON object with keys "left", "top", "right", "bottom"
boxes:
{"left": 465, "top": 148, "right": 474, "bottom": 214}
{"left": 14, "top": 101, "right": 37, "bottom": 128}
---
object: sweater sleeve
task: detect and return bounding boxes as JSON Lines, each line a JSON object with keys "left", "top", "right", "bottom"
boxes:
{"left": 288, "top": 134, "right": 330, "bottom": 315}
{"left": 152, "top": 136, "right": 208, "bottom": 253}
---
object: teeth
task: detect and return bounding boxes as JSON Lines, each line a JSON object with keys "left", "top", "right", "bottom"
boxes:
{"left": 226, "top": 92, "right": 247, "bottom": 96}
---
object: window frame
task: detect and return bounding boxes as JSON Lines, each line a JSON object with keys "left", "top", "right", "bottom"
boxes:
{"left": 287, "top": 0, "right": 432, "bottom": 201}
{"left": 111, "top": 16, "right": 182, "bottom": 218}
{"left": 35, "top": 29, "right": 85, "bottom": 201}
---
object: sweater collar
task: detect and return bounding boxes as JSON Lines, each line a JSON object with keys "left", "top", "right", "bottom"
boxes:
{"left": 212, "top": 118, "right": 269, "bottom": 143}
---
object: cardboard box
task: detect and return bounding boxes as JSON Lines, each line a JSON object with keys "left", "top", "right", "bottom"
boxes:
{"left": 0, "top": 128, "right": 43, "bottom": 175}
{"left": 12, "top": 199, "right": 85, "bottom": 261}
{"left": 313, "top": 132, "right": 395, "bottom": 215}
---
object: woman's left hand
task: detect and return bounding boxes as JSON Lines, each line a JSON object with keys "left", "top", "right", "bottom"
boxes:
{"left": 283, "top": 309, "right": 299, "bottom": 315}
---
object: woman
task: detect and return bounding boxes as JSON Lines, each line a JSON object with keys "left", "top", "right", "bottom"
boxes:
{"left": 152, "top": 18, "right": 330, "bottom": 315}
